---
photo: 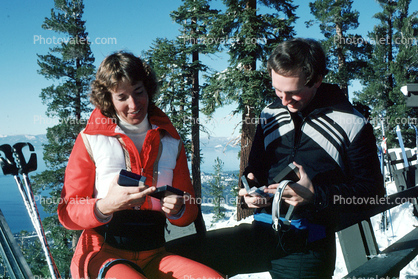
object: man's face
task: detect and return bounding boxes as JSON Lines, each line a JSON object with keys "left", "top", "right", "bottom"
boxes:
{"left": 271, "top": 70, "right": 322, "bottom": 113}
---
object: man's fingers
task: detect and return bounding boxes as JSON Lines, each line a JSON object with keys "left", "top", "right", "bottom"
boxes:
{"left": 239, "top": 188, "right": 248, "bottom": 196}
{"left": 246, "top": 196, "right": 270, "bottom": 207}
{"left": 247, "top": 172, "right": 255, "bottom": 180}
{"left": 247, "top": 172, "right": 260, "bottom": 184}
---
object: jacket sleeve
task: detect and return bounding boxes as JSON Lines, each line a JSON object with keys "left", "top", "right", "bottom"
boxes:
{"left": 57, "top": 134, "right": 107, "bottom": 230}
{"left": 168, "top": 143, "right": 198, "bottom": 227}
{"left": 311, "top": 122, "right": 385, "bottom": 223}
{"left": 244, "top": 123, "right": 270, "bottom": 187}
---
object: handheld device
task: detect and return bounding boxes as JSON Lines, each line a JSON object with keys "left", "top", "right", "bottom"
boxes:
{"left": 241, "top": 175, "right": 273, "bottom": 198}
{"left": 117, "top": 169, "right": 184, "bottom": 199}
{"left": 241, "top": 163, "right": 300, "bottom": 198}
{"left": 149, "top": 185, "right": 185, "bottom": 200}
{"left": 118, "top": 169, "right": 146, "bottom": 186}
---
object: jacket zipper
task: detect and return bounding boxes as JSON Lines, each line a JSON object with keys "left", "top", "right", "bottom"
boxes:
{"left": 290, "top": 115, "right": 307, "bottom": 162}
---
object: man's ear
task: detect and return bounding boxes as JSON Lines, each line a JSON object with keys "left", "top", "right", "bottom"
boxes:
{"left": 313, "top": 76, "right": 323, "bottom": 88}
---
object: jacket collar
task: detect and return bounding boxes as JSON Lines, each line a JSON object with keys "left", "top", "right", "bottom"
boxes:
{"left": 301, "top": 83, "right": 349, "bottom": 117}
{"left": 83, "top": 104, "right": 180, "bottom": 140}
{"left": 269, "top": 83, "right": 350, "bottom": 117}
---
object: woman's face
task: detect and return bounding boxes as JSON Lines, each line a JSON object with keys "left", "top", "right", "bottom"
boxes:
{"left": 110, "top": 80, "right": 149, "bottom": 125}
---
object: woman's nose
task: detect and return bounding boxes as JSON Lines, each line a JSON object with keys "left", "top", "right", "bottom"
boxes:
{"left": 128, "top": 95, "right": 138, "bottom": 109}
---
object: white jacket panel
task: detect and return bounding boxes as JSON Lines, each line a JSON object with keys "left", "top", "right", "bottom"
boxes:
{"left": 86, "top": 134, "right": 125, "bottom": 199}
{"left": 84, "top": 133, "right": 181, "bottom": 203}
{"left": 156, "top": 135, "right": 181, "bottom": 187}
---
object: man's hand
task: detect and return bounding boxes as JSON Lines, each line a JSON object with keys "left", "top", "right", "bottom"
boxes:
{"left": 266, "top": 162, "right": 314, "bottom": 207}
{"left": 238, "top": 173, "right": 271, "bottom": 208}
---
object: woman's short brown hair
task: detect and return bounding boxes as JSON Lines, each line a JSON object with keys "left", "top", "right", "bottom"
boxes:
{"left": 90, "top": 51, "right": 158, "bottom": 119}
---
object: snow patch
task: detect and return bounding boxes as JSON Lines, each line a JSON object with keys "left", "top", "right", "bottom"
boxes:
{"left": 200, "top": 180, "right": 418, "bottom": 278}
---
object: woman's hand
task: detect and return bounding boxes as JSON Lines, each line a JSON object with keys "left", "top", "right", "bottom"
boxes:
{"left": 96, "top": 174, "right": 156, "bottom": 215}
{"left": 160, "top": 194, "right": 184, "bottom": 215}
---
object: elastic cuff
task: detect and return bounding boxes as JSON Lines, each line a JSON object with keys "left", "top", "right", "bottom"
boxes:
{"left": 166, "top": 204, "right": 185, "bottom": 220}
{"left": 313, "top": 183, "right": 327, "bottom": 211}
{"left": 94, "top": 200, "right": 113, "bottom": 223}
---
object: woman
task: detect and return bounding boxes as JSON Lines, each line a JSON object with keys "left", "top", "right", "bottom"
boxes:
{"left": 58, "top": 51, "right": 223, "bottom": 279}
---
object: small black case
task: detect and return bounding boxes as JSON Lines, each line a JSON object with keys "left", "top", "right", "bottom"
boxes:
{"left": 149, "top": 185, "right": 184, "bottom": 200}
{"left": 118, "top": 169, "right": 146, "bottom": 186}
{"left": 118, "top": 169, "right": 184, "bottom": 199}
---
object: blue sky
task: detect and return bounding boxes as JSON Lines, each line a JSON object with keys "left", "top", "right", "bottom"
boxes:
{"left": 1, "top": 0, "right": 417, "bottom": 137}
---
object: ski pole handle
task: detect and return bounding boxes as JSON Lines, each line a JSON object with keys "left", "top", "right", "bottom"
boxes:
{"left": 13, "top": 142, "right": 37, "bottom": 174}
{"left": 0, "top": 144, "right": 19, "bottom": 175}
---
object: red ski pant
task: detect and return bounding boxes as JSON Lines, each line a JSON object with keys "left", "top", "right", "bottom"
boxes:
{"left": 87, "top": 243, "right": 224, "bottom": 279}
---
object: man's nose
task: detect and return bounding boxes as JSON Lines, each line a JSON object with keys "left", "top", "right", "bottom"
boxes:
{"left": 281, "top": 92, "right": 293, "bottom": 106}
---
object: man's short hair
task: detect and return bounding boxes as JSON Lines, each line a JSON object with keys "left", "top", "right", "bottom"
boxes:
{"left": 267, "top": 38, "right": 327, "bottom": 88}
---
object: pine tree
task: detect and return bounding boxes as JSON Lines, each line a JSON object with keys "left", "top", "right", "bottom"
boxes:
{"left": 151, "top": 0, "right": 219, "bottom": 232}
{"left": 354, "top": 0, "right": 418, "bottom": 148}
{"left": 307, "top": 0, "right": 372, "bottom": 99}
{"left": 391, "top": 0, "right": 418, "bottom": 146}
{"left": 31, "top": 0, "right": 95, "bottom": 276}
{"left": 202, "top": 0, "right": 297, "bottom": 220}
{"left": 146, "top": 38, "right": 192, "bottom": 155}
{"left": 207, "top": 157, "right": 227, "bottom": 223}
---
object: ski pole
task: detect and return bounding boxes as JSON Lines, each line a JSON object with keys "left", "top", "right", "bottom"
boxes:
{"left": 0, "top": 144, "right": 35, "bottom": 279}
{"left": 0, "top": 143, "right": 61, "bottom": 279}
{"left": 0, "top": 144, "right": 40, "bottom": 235}
{"left": 12, "top": 143, "right": 61, "bottom": 279}
{"left": 412, "top": 125, "right": 418, "bottom": 156}
{"left": 396, "top": 125, "right": 409, "bottom": 169}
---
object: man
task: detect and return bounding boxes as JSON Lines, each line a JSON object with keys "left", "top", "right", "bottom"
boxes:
{"left": 240, "top": 38, "right": 384, "bottom": 278}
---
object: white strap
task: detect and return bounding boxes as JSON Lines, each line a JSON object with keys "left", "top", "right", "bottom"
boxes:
{"left": 272, "top": 180, "right": 293, "bottom": 231}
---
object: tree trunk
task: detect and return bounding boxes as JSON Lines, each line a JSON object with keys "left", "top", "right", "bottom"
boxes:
{"left": 236, "top": 0, "right": 258, "bottom": 221}
{"left": 73, "top": 58, "right": 83, "bottom": 250}
{"left": 191, "top": 17, "right": 206, "bottom": 233}
{"left": 237, "top": 105, "right": 257, "bottom": 220}
{"left": 335, "top": 23, "right": 349, "bottom": 99}
{"left": 384, "top": 10, "right": 395, "bottom": 142}
{"left": 75, "top": 58, "right": 82, "bottom": 121}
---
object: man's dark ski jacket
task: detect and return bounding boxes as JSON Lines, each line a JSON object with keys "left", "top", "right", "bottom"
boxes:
{"left": 245, "top": 83, "right": 385, "bottom": 229}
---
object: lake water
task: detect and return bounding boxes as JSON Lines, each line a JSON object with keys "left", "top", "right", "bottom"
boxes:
{"left": 0, "top": 175, "right": 48, "bottom": 233}
{"left": 0, "top": 145, "right": 240, "bottom": 233}
{"left": 200, "top": 148, "right": 240, "bottom": 173}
